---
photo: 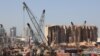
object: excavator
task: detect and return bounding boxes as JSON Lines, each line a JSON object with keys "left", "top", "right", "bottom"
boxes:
{"left": 23, "top": 2, "right": 56, "bottom": 56}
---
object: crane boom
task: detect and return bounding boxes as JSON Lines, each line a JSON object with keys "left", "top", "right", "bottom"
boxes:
{"left": 27, "top": 23, "right": 40, "bottom": 45}
{"left": 23, "top": 2, "right": 47, "bottom": 45}
{"left": 39, "top": 10, "right": 45, "bottom": 34}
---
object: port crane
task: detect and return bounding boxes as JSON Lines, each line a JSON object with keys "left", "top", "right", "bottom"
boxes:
{"left": 23, "top": 2, "right": 47, "bottom": 45}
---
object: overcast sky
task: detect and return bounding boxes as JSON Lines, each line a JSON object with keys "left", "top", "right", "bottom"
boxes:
{"left": 0, "top": 0, "right": 100, "bottom": 36}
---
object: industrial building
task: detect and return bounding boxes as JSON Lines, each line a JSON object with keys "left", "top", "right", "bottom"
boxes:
{"left": 0, "top": 24, "right": 7, "bottom": 47}
{"left": 46, "top": 25, "right": 98, "bottom": 46}
{"left": 10, "top": 27, "right": 16, "bottom": 37}
{"left": 0, "top": 24, "right": 5, "bottom": 36}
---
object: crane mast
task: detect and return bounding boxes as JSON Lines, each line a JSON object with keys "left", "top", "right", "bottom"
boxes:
{"left": 23, "top": 2, "right": 47, "bottom": 45}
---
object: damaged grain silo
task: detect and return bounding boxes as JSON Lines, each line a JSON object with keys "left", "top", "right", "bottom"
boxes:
{"left": 47, "top": 25, "right": 98, "bottom": 46}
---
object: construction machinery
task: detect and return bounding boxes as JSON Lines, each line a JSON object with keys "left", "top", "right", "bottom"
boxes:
{"left": 23, "top": 2, "right": 56, "bottom": 56}
{"left": 39, "top": 9, "right": 45, "bottom": 34}
{"left": 23, "top": 2, "right": 47, "bottom": 45}
{"left": 27, "top": 23, "right": 40, "bottom": 46}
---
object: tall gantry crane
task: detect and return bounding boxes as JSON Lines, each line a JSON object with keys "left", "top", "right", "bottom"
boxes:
{"left": 23, "top": 2, "right": 47, "bottom": 45}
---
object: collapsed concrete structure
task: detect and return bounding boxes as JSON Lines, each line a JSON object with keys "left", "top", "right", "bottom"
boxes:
{"left": 47, "top": 25, "right": 98, "bottom": 46}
